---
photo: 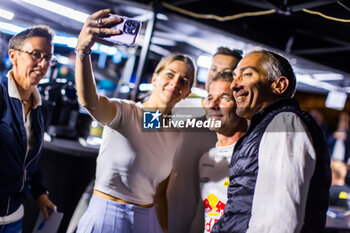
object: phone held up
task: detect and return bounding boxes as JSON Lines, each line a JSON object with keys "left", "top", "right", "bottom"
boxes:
{"left": 102, "top": 14, "right": 142, "bottom": 47}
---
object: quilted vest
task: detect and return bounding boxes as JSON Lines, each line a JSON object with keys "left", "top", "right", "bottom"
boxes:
{"left": 212, "top": 98, "right": 331, "bottom": 233}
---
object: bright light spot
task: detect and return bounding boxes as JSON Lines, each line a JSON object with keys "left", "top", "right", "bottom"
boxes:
{"left": 20, "top": 0, "right": 89, "bottom": 23}
{"left": 0, "top": 8, "right": 14, "bottom": 20}
{"left": 197, "top": 55, "right": 211, "bottom": 68}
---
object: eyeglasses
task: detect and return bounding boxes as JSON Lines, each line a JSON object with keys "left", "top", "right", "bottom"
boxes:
{"left": 15, "top": 49, "right": 57, "bottom": 66}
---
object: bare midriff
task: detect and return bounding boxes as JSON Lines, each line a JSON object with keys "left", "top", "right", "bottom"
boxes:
{"left": 93, "top": 189, "right": 154, "bottom": 208}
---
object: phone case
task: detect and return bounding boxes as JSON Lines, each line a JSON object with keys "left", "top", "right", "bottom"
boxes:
{"left": 103, "top": 14, "right": 142, "bottom": 47}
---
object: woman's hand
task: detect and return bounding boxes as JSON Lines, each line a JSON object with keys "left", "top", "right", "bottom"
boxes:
{"left": 76, "top": 9, "right": 123, "bottom": 54}
{"left": 37, "top": 193, "right": 57, "bottom": 219}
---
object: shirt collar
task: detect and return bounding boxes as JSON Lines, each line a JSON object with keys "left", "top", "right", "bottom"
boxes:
{"left": 6, "top": 70, "right": 42, "bottom": 108}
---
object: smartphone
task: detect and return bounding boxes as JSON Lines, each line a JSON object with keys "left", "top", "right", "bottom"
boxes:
{"left": 103, "top": 14, "right": 142, "bottom": 47}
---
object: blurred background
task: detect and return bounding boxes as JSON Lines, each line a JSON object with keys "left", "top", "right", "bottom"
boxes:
{"left": 0, "top": 1, "right": 350, "bottom": 122}
{"left": 1, "top": 0, "right": 350, "bottom": 232}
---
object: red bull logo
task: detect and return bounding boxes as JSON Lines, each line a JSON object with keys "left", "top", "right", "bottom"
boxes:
{"left": 204, "top": 193, "right": 226, "bottom": 232}
{"left": 204, "top": 194, "right": 226, "bottom": 216}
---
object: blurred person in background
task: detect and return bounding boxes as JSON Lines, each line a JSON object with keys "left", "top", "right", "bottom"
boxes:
{"left": 329, "top": 112, "right": 350, "bottom": 164}
{"left": 205, "top": 47, "right": 243, "bottom": 92}
{"left": 95, "top": 59, "right": 119, "bottom": 98}
{"left": 309, "top": 108, "right": 331, "bottom": 140}
{"left": 330, "top": 161, "right": 350, "bottom": 208}
{"left": 189, "top": 72, "right": 246, "bottom": 233}
{"left": 74, "top": 9, "right": 196, "bottom": 233}
{"left": 0, "top": 25, "right": 56, "bottom": 232}
{"left": 56, "top": 64, "right": 74, "bottom": 82}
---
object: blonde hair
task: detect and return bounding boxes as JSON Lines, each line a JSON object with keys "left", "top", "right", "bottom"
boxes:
{"left": 154, "top": 54, "right": 197, "bottom": 87}
{"left": 331, "top": 161, "right": 347, "bottom": 180}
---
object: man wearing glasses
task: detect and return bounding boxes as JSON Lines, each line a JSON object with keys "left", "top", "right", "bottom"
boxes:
{"left": 0, "top": 25, "right": 56, "bottom": 232}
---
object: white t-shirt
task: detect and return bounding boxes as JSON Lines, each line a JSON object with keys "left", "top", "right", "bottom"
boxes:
{"left": 94, "top": 99, "right": 182, "bottom": 205}
{"left": 196, "top": 143, "right": 235, "bottom": 233}
{"left": 332, "top": 138, "right": 346, "bottom": 162}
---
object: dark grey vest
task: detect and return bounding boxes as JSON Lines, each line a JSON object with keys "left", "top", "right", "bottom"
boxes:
{"left": 212, "top": 98, "right": 331, "bottom": 233}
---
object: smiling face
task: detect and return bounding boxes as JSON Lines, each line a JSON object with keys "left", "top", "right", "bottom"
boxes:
{"left": 9, "top": 36, "right": 52, "bottom": 90}
{"left": 231, "top": 52, "right": 277, "bottom": 120}
{"left": 206, "top": 54, "right": 239, "bottom": 91}
{"left": 152, "top": 60, "right": 193, "bottom": 107}
{"left": 206, "top": 80, "right": 239, "bottom": 133}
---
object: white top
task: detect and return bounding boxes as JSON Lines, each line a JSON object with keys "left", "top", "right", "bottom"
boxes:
{"left": 94, "top": 99, "right": 182, "bottom": 205}
{"left": 247, "top": 112, "right": 316, "bottom": 233}
{"left": 7, "top": 70, "right": 42, "bottom": 109}
{"left": 7, "top": 70, "right": 41, "bottom": 155}
{"left": 332, "top": 138, "right": 346, "bottom": 162}
{"left": 198, "top": 143, "right": 235, "bottom": 233}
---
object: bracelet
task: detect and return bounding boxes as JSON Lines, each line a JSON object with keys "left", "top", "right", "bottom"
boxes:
{"left": 74, "top": 48, "right": 91, "bottom": 57}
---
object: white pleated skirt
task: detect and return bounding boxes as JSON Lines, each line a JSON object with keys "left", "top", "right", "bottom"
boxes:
{"left": 77, "top": 195, "right": 163, "bottom": 233}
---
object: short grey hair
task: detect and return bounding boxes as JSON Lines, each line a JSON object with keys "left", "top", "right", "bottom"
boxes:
{"left": 247, "top": 48, "right": 296, "bottom": 98}
{"left": 9, "top": 25, "right": 54, "bottom": 50}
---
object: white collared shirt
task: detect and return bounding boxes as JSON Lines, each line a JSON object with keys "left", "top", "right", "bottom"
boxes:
{"left": 7, "top": 70, "right": 41, "bottom": 110}
{"left": 247, "top": 112, "right": 316, "bottom": 233}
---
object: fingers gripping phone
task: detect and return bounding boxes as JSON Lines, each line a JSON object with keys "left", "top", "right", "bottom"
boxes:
{"left": 103, "top": 14, "right": 142, "bottom": 47}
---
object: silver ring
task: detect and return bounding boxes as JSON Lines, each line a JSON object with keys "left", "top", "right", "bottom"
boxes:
{"left": 97, "top": 18, "right": 102, "bottom": 28}
{"left": 97, "top": 28, "right": 101, "bottom": 35}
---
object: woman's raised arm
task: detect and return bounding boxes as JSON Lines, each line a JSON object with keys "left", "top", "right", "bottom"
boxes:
{"left": 75, "top": 9, "right": 122, "bottom": 125}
